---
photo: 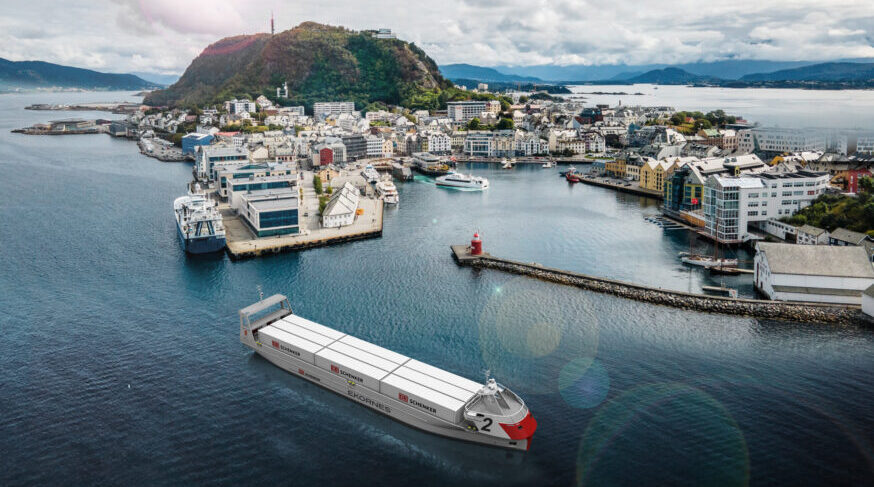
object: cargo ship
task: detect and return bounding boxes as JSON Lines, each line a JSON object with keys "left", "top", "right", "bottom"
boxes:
{"left": 239, "top": 295, "right": 537, "bottom": 450}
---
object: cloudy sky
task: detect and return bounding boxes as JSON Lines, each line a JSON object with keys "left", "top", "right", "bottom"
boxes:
{"left": 2, "top": 0, "right": 874, "bottom": 75}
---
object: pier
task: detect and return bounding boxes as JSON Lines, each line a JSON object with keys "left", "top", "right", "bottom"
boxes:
{"left": 577, "top": 175, "right": 663, "bottom": 199}
{"left": 225, "top": 198, "right": 383, "bottom": 260}
{"left": 450, "top": 244, "right": 866, "bottom": 326}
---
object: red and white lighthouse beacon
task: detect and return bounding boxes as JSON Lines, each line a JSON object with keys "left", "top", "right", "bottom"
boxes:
{"left": 470, "top": 232, "right": 483, "bottom": 255}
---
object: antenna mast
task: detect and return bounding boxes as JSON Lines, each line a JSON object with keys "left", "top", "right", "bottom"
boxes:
{"left": 271, "top": 11, "right": 275, "bottom": 35}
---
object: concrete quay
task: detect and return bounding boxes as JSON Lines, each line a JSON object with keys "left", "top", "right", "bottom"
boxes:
{"left": 576, "top": 175, "right": 663, "bottom": 199}
{"left": 450, "top": 245, "right": 866, "bottom": 326}
{"left": 225, "top": 197, "right": 383, "bottom": 260}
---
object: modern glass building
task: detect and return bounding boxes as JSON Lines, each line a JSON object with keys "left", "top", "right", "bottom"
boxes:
{"left": 234, "top": 188, "right": 300, "bottom": 237}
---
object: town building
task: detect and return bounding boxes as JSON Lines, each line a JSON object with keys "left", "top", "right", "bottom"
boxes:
{"left": 321, "top": 182, "right": 360, "bottom": 228}
{"left": 426, "top": 132, "right": 452, "bottom": 154}
{"left": 754, "top": 242, "right": 874, "bottom": 304}
{"left": 233, "top": 187, "right": 300, "bottom": 237}
{"left": 224, "top": 99, "right": 256, "bottom": 115}
{"left": 365, "top": 135, "right": 385, "bottom": 157}
{"left": 828, "top": 228, "right": 869, "bottom": 247}
{"left": 341, "top": 135, "right": 367, "bottom": 160}
{"left": 372, "top": 28, "right": 396, "bottom": 39}
{"left": 196, "top": 145, "right": 249, "bottom": 181}
{"left": 737, "top": 127, "right": 826, "bottom": 154}
{"left": 313, "top": 102, "right": 356, "bottom": 116}
{"left": 181, "top": 133, "right": 213, "bottom": 156}
{"left": 447, "top": 101, "right": 488, "bottom": 122}
{"left": 790, "top": 224, "right": 827, "bottom": 245}
{"left": 216, "top": 162, "right": 297, "bottom": 198}
{"left": 703, "top": 170, "right": 830, "bottom": 243}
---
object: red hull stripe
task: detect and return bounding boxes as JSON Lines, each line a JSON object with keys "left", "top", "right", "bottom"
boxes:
{"left": 499, "top": 411, "right": 537, "bottom": 440}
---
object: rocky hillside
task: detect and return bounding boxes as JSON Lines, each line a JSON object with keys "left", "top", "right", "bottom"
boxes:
{"left": 145, "top": 22, "right": 452, "bottom": 110}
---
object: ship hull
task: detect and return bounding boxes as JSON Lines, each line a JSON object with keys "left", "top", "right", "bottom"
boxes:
{"left": 241, "top": 332, "right": 529, "bottom": 451}
{"left": 177, "top": 224, "right": 226, "bottom": 254}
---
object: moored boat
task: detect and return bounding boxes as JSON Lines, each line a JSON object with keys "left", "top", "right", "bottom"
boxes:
{"left": 680, "top": 253, "right": 738, "bottom": 268}
{"left": 174, "top": 185, "right": 225, "bottom": 254}
{"left": 375, "top": 176, "right": 399, "bottom": 204}
{"left": 362, "top": 164, "right": 380, "bottom": 183}
{"left": 239, "top": 295, "right": 537, "bottom": 451}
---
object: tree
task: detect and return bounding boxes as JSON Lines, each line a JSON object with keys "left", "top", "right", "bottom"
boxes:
{"left": 496, "top": 118, "right": 514, "bottom": 130}
{"left": 519, "top": 95, "right": 529, "bottom": 104}
{"left": 467, "top": 118, "right": 481, "bottom": 130}
{"left": 859, "top": 176, "right": 874, "bottom": 195}
{"left": 313, "top": 174, "right": 323, "bottom": 195}
{"left": 694, "top": 119, "right": 713, "bottom": 131}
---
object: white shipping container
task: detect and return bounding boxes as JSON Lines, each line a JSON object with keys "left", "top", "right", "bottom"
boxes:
{"left": 315, "top": 347, "right": 389, "bottom": 391}
{"left": 283, "top": 314, "right": 346, "bottom": 341}
{"left": 403, "top": 359, "right": 482, "bottom": 394}
{"left": 338, "top": 335, "right": 409, "bottom": 365}
{"left": 274, "top": 319, "right": 341, "bottom": 347}
{"left": 328, "top": 340, "right": 399, "bottom": 372}
{"left": 380, "top": 373, "right": 465, "bottom": 424}
{"left": 258, "top": 325, "right": 323, "bottom": 365}
{"left": 392, "top": 365, "right": 476, "bottom": 403}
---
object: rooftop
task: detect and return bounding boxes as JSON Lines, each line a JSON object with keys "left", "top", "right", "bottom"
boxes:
{"left": 756, "top": 242, "right": 874, "bottom": 279}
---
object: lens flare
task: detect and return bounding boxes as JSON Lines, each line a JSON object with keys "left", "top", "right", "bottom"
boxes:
{"left": 576, "top": 383, "right": 749, "bottom": 486}
{"left": 558, "top": 358, "right": 609, "bottom": 409}
{"left": 478, "top": 277, "right": 600, "bottom": 395}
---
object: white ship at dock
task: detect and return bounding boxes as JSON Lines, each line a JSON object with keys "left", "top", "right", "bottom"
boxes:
{"left": 239, "top": 295, "right": 537, "bottom": 451}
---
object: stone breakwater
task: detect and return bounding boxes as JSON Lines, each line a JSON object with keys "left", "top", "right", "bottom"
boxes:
{"left": 450, "top": 246, "right": 867, "bottom": 326}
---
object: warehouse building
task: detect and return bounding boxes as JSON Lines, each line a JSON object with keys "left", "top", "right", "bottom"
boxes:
{"left": 754, "top": 242, "right": 874, "bottom": 304}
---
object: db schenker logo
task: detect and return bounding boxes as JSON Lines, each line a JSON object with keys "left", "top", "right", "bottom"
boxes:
{"left": 331, "top": 365, "right": 339, "bottom": 373}
{"left": 271, "top": 340, "right": 279, "bottom": 349}
{"left": 398, "top": 393, "right": 409, "bottom": 403}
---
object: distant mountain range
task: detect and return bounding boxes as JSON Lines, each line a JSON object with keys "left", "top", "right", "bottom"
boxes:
{"left": 442, "top": 59, "right": 874, "bottom": 85}
{"left": 440, "top": 63, "right": 542, "bottom": 82}
{"left": 0, "top": 58, "right": 161, "bottom": 91}
{"left": 739, "top": 62, "right": 874, "bottom": 82}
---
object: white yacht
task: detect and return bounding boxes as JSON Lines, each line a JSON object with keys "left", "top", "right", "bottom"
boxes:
{"left": 436, "top": 172, "right": 489, "bottom": 190}
{"left": 362, "top": 164, "right": 380, "bottom": 184}
{"left": 375, "top": 176, "right": 399, "bottom": 205}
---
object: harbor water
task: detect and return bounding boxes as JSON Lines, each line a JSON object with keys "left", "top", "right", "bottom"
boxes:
{"left": 1, "top": 92, "right": 873, "bottom": 486}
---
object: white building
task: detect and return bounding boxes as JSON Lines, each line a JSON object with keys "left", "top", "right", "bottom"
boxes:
{"left": 754, "top": 242, "right": 874, "bottom": 304}
{"left": 477, "top": 83, "right": 489, "bottom": 92}
{"left": 515, "top": 134, "right": 544, "bottom": 156}
{"left": 224, "top": 99, "right": 256, "bottom": 115}
{"left": 313, "top": 101, "right": 356, "bottom": 116}
{"left": 703, "top": 170, "right": 830, "bottom": 243}
{"left": 365, "top": 135, "right": 384, "bottom": 157}
{"left": 426, "top": 132, "right": 452, "bottom": 154}
{"left": 796, "top": 225, "right": 829, "bottom": 245}
{"left": 372, "top": 28, "right": 396, "bottom": 39}
{"left": 856, "top": 135, "right": 874, "bottom": 155}
{"left": 737, "top": 127, "right": 826, "bottom": 154}
{"left": 232, "top": 187, "right": 300, "bottom": 237}
{"left": 863, "top": 285, "right": 874, "bottom": 318}
{"left": 447, "top": 101, "right": 488, "bottom": 122}
{"left": 321, "top": 182, "right": 360, "bottom": 228}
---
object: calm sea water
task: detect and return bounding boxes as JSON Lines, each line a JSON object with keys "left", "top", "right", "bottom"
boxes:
{"left": 568, "top": 84, "right": 874, "bottom": 130}
{"left": 1, "top": 92, "right": 873, "bottom": 486}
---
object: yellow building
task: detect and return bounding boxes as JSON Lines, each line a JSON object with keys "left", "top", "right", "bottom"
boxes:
{"left": 640, "top": 159, "right": 673, "bottom": 192}
{"left": 605, "top": 158, "right": 626, "bottom": 178}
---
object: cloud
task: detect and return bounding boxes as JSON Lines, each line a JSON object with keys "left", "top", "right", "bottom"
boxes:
{"left": 0, "top": 0, "right": 872, "bottom": 75}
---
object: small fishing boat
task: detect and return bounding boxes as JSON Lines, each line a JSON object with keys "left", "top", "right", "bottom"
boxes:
{"left": 559, "top": 166, "right": 577, "bottom": 177}
{"left": 679, "top": 253, "right": 738, "bottom": 268}
{"left": 565, "top": 171, "right": 581, "bottom": 183}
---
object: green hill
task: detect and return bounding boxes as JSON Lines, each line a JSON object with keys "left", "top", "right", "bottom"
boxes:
{"left": 144, "top": 22, "right": 454, "bottom": 111}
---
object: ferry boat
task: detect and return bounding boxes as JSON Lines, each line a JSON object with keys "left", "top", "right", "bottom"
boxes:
{"left": 375, "top": 176, "right": 399, "bottom": 205}
{"left": 239, "top": 295, "right": 537, "bottom": 451}
{"left": 173, "top": 185, "right": 225, "bottom": 254}
{"left": 436, "top": 172, "right": 490, "bottom": 190}
{"left": 362, "top": 164, "right": 380, "bottom": 184}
